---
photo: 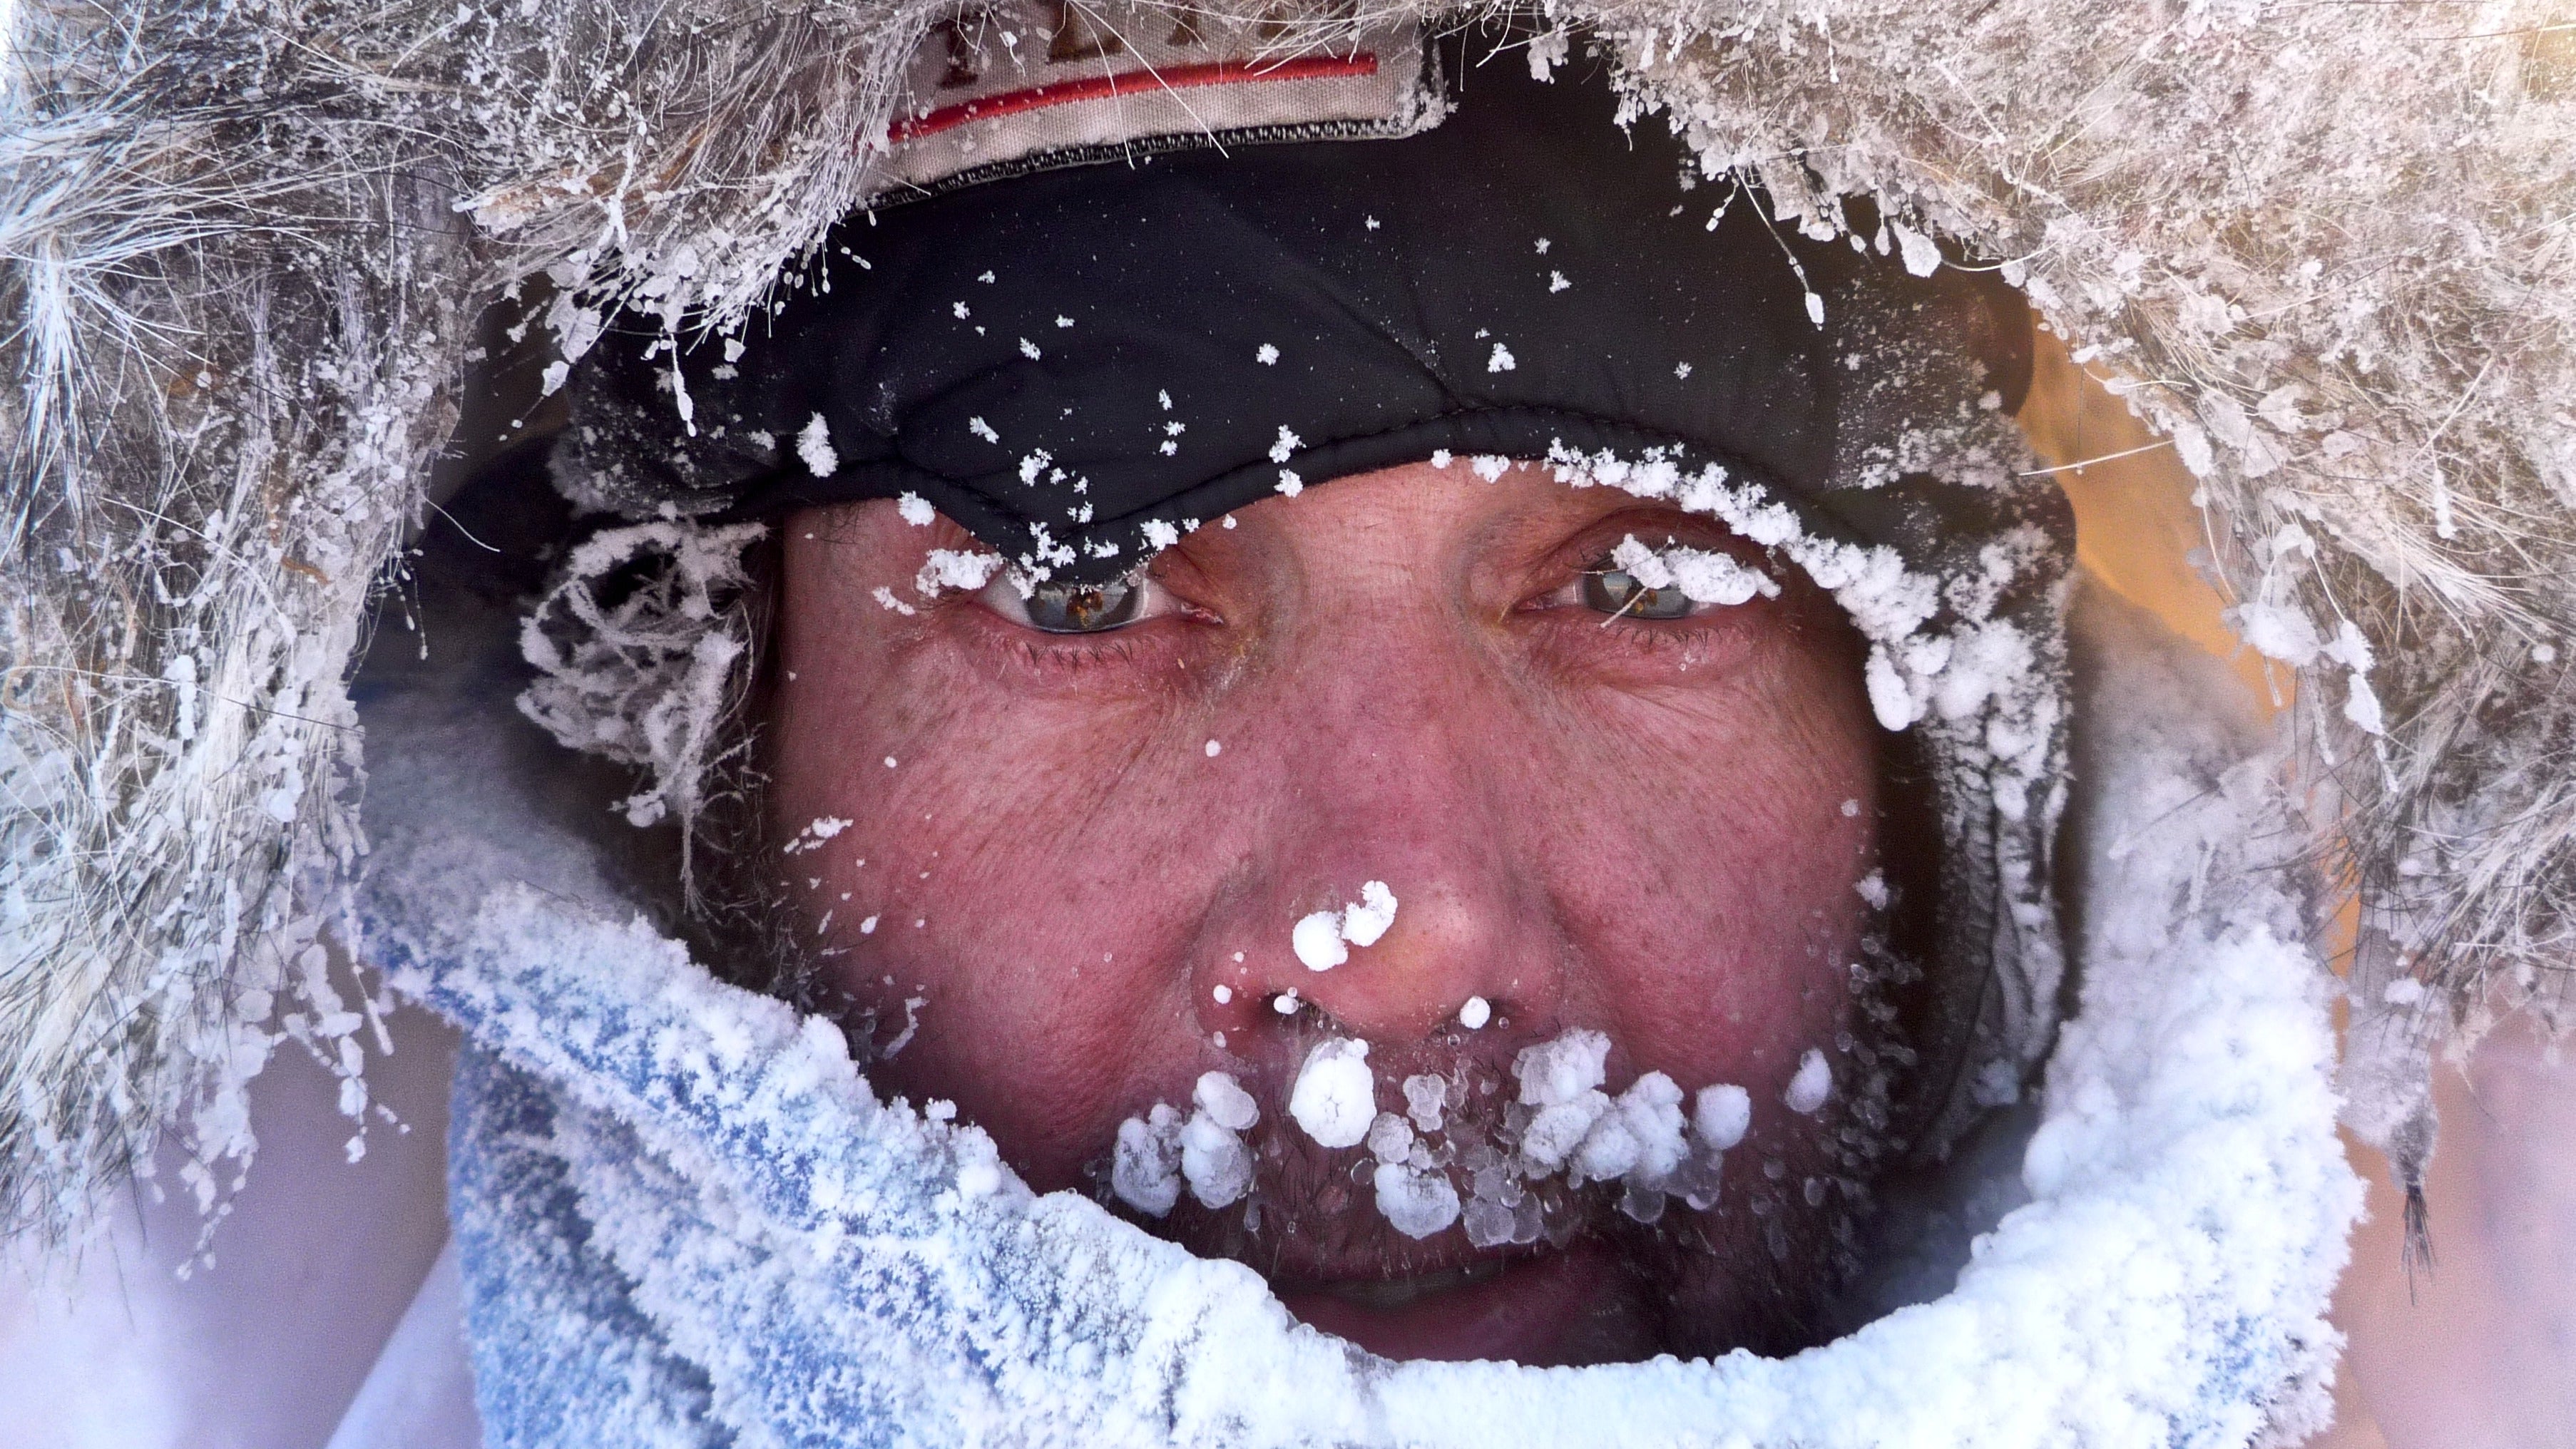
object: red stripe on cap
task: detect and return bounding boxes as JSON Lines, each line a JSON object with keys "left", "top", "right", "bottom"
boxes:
{"left": 886, "top": 53, "right": 1381, "bottom": 145}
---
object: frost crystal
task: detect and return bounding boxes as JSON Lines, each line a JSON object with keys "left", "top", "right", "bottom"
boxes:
{"left": 1341, "top": 881, "right": 1397, "bottom": 947}
{"left": 796, "top": 413, "right": 838, "bottom": 476}
{"left": 1513, "top": 1030, "right": 1613, "bottom": 1172}
{"left": 1291, "top": 911, "right": 1346, "bottom": 971}
{"left": 1365, "top": 1111, "right": 1414, "bottom": 1162}
{"left": 1191, "top": 1070, "right": 1259, "bottom": 1132}
{"left": 1608, "top": 535, "right": 1779, "bottom": 606}
{"left": 1402, "top": 1074, "right": 1449, "bottom": 1133}
{"left": 914, "top": 548, "right": 1004, "bottom": 596}
{"left": 1372, "top": 1162, "right": 1461, "bottom": 1239}
{"left": 1287, "top": 1038, "right": 1374, "bottom": 1148}
{"left": 1514, "top": 1029, "right": 1609, "bottom": 1107}
{"left": 1784, "top": 1049, "right": 1833, "bottom": 1115}
{"left": 1180, "top": 1110, "right": 1252, "bottom": 1209}
{"left": 1110, "top": 1105, "right": 1183, "bottom": 1216}
{"left": 1693, "top": 1082, "right": 1752, "bottom": 1150}
{"left": 1292, "top": 881, "right": 1397, "bottom": 969}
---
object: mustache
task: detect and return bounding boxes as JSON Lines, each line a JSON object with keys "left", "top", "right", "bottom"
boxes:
{"left": 1084, "top": 1028, "right": 1878, "bottom": 1338}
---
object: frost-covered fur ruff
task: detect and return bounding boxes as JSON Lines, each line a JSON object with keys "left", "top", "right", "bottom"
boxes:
{"left": 359, "top": 577, "right": 2357, "bottom": 1447}
{"left": 1, "top": 0, "right": 2569, "bottom": 1274}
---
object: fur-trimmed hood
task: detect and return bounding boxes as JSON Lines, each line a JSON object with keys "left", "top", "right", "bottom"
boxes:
{"left": 2, "top": 0, "right": 2570, "bottom": 1343}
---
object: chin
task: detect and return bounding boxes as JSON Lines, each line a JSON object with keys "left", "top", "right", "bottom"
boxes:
{"left": 1130, "top": 1168, "right": 1849, "bottom": 1367}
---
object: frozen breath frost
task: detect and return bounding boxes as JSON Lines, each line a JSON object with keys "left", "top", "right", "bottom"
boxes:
{"left": 1288, "top": 1038, "right": 1375, "bottom": 1148}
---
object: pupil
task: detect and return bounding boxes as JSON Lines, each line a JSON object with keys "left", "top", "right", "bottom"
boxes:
{"left": 1029, "top": 580, "right": 1140, "bottom": 633}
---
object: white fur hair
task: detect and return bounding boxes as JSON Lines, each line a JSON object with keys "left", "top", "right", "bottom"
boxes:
{"left": 1, "top": 0, "right": 2570, "bottom": 1239}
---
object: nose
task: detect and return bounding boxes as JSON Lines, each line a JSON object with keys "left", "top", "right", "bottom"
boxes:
{"left": 1281, "top": 871, "right": 1551, "bottom": 1042}
{"left": 1206, "top": 625, "right": 1564, "bottom": 1047}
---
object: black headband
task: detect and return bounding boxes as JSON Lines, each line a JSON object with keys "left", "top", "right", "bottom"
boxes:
{"left": 559, "top": 53, "right": 2037, "bottom": 588}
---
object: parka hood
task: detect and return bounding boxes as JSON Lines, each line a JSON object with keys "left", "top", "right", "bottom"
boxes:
{"left": 1, "top": 0, "right": 2570, "bottom": 1438}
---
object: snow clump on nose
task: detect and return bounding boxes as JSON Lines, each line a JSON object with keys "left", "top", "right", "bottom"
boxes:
{"left": 1292, "top": 880, "right": 1398, "bottom": 971}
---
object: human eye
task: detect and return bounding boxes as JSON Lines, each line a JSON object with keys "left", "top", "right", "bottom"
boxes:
{"left": 1580, "top": 559, "right": 1701, "bottom": 620}
{"left": 1545, "top": 533, "right": 1778, "bottom": 623}
{"left": 977, "top": 570, "right": 1171, "bottom": 634}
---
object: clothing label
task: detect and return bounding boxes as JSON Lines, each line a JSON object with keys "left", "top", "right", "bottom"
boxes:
{"left": 867, "top": 4, "right": 1438, "bottom": 199}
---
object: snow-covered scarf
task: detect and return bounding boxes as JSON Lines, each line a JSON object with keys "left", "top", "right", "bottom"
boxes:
{"left": 358, "top": 581, "right": 2356, "bottom": 1448}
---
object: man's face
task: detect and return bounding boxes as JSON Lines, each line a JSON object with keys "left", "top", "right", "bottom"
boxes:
{"left": 762, "top": 461, "right": 1886, "bottom": 1364}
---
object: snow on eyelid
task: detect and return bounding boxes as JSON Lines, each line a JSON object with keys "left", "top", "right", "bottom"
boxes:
{"left": 1607, "top": 535, "right": 1781, "bottom": 606}
{"left": 1542, "top": 441, "right": 1992, "bottom": 732}
{"left": 895, "top": 493, "right": 935, "bottom": 526}
{"left": 914, "top": 548, "right": 1005, "bottom": 596}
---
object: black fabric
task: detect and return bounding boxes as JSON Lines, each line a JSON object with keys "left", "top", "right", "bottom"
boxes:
{"left": 562, "top": 53, "right": 2035, "bottom": 585}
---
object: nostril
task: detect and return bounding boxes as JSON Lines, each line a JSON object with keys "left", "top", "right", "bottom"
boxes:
{"left": 1215, "top": 871, "right": 1560, "bottom": 1047}
{"left": 1252, "top": 985, "right": 1516, "bottom": 1045}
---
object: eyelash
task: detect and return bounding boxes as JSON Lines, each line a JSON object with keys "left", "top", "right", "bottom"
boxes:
{"left": 1006, "top": 632, "right": 1145, "bottom": 676}
{"left": 950, "top": 521, "right": 1768, "bottom": 676}
{"left": 951, "top": 580, "right": 1202, "bottom": 682}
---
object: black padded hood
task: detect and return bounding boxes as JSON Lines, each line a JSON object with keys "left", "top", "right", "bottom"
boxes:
{"left": 561, "top": 56, "right": 2038, "bottom": 588}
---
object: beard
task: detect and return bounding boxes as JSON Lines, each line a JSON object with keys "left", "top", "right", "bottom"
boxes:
{"left": 1078, "top": 972, "right": 1913, "bottom": 1366}
{"left": 683, "top": 728, "right": 1933, "bottom": 1366}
